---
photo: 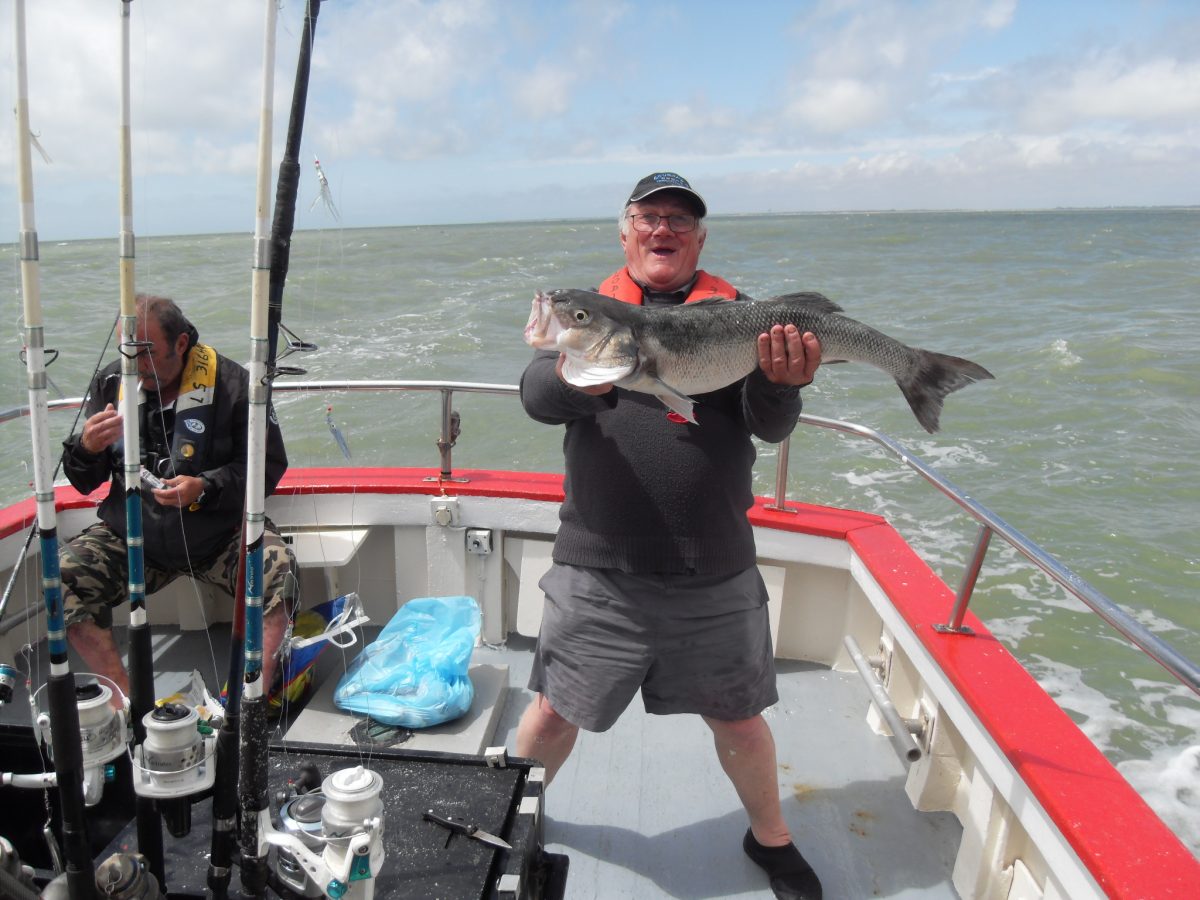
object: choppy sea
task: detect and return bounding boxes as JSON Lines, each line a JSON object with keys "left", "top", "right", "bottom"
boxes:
{"left": 1, "top": 209, "right": 1197, "bottom": 853}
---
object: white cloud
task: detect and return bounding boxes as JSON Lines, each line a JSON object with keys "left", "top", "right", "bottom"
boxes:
{"left": 982, "top": 0, "right": 1017, "bottom": 30}
{"left": 778, "top": 0, "right": 1022, "bottom": 136}
{"left": 512, "top": 63, "right": 578, "bottom": 120}
{"left": 786, "top": 78, "right": 888, "bottom": 133}
{"left": 2, "top": 0, "right": 1197, "bottom": 239}
{"left": 1023, "top": 57, "right": 1200, "bottom": 130}
{"left": 659, "top": 100, "right": 737, "bottom": 137}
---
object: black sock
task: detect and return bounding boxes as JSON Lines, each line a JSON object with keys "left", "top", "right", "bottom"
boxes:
{"left": 743, "top": 828, "right": 823, "bottom": 900}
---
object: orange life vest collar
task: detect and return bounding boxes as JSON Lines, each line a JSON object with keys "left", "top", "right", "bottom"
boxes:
{"left": 598, "top": 268, "right": 737, "bottom": 305}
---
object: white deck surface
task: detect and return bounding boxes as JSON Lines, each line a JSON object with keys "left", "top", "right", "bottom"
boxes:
{"left": 483, "top": 636, "right": 961, "bottom": 900}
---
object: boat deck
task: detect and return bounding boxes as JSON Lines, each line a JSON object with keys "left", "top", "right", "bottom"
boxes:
{"left": 1, "top": 626, "right": 962, "bottom": 899}
{"left": 486, "top": 636, "right": 960, "bottom": 900}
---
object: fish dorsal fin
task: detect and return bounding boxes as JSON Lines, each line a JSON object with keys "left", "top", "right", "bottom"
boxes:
{"left": 766, "top": 291, "right": 844, "bottom": 315}
{"left": 561, "top": 356, "right": 635, "bottom": 387}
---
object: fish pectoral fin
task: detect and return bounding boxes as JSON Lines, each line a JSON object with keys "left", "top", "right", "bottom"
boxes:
{"left": 650, "top": 379, "right": 698, "bottom": 424}
{"left": 561, "top": 356, "right": 635, "bottom": 387}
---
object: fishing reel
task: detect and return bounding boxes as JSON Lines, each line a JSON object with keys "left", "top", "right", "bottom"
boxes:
{"left": 33, "top": 680, "right": 130, "bottom": 805}
{"left": 0, "top": 836, "right": 39, "bottom": 897}
{"left": 38, "top": 852, "right": 164, "bottom": 900}
{"left": 131, "top": 702, "right": 217, "bottom": 837}
{"left": 0, "top": 662, "right": 17, "bottom": 705}
{"left": 264, "top": 765, "right": 386, "bottom": 900}
{"left": 93, "top": 852, "right": 164, "bottom": 899}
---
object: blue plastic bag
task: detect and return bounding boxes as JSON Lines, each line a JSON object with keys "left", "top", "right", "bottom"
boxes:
{"left": 333, "top": 595, "right": 480, "bottom": 728}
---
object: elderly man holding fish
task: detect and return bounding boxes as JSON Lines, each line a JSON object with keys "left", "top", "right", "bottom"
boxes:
{"left": 518, "top": 173, "right": 825, "bottom": 899}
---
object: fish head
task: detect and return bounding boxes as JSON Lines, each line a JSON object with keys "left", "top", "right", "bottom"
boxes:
{"left": 524, "top": 289, "right": 640, "bottom": 385}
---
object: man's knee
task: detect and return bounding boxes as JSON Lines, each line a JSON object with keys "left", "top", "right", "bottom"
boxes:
{"left": 705, "top": 713, "right": 772, "bottom": 745}
{"left": 62, "top": 590, "right": 114, "bottom": 633}
{"left": 66, "top": 615, "right": 111, "bottom": 649}
{"left": 526, "top": 695, "right": 578, "bottom": 738}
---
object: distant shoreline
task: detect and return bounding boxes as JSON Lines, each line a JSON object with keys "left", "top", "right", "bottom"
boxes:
{"left": 4, "top": 205, "right": 1198, "bottom": 247}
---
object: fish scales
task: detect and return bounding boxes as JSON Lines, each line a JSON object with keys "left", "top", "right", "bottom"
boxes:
{"left": 637, "top": 293, "right": 924, "bottom": 395}
{"left": 524, "top": 288, "right": 994, "bottom": 433}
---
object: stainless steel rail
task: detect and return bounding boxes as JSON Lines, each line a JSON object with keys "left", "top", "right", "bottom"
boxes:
{"left": 275, "top": 381, "right": 521, "bottom": 481}
{"left": 843, "top": 635, "right": 922, "bottom": 764}
{"left": 780, "top": 414, "right": 1200, "bottom": 696}
{"left": 0, "top": 380, "right": 522, "bottom": 482}
{"left": 2, "top": 384, "right": 1196, "bottom": 698}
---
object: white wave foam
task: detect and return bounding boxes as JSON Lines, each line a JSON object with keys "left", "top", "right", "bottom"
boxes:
{"left": 1030, "top": 657, "right": 1200, "bottom": 853}
{"left": 839, "top": 468, "right": 912, "bottom": 488}
{"left": 1049, "top": 338, "right": 1081, "bottom": 366}
{"left": 1027, "top": 655, "right": 1126, "bottom": 746}
{"left": 1118, "top": 745, "right": 1200, "bottom": 854}
{"left": 983, "top": 615, "right": 1037, "bottom": 646}
{"left": 910, "top": 441, "right": 991, "bottom": 468}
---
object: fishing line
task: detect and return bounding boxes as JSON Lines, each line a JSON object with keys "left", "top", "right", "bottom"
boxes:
{"left": 326, "top": 482, "right": 372, "bottom": 773}
{"left": 137, "top": 354, "right": 226, "bottom": 698}
{"left": 16, "top": 642, "right": 67, "bottom": 877}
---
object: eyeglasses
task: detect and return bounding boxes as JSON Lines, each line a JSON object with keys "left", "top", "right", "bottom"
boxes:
{"left": 627, "top": 213, "right": 699, "bottom": 234}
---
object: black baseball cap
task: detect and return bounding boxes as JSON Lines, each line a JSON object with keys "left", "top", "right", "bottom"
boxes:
{"left": 625, "top": 172, "right": 707, "bottom": 217}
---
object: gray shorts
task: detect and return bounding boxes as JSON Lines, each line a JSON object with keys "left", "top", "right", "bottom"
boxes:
{"left": 60, "top": 519, "right": 297, "bottom": 629}
{"left": 528, "top": 563, "right": 778, "bottom": 732}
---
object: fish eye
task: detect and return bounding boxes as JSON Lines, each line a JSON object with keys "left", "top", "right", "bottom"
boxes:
{"left": 572, "top": 309, "right": 590, "bottom": 324}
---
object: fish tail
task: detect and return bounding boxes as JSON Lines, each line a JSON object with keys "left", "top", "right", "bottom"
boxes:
{"left": 896, "top": 349, "right": 994, "bottom": 433}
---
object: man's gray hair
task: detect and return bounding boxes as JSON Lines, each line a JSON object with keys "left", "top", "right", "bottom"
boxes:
{"left": 136, "top": 293, "right": 198, "bottom": 350}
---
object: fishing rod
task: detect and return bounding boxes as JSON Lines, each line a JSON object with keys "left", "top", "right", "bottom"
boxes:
{"left": 113, "top": 0, "right": 167, "bottom": 884}
{"left": 237, "top": 2, "right": 280, "bottom": 895}
{"left": 233, "top": 5, "right": 383, "bottom": 896}
{"left": 0, "top": 320, "right": 118, "bottom": 630}
{"left": 258, "top": 11, "right": 386, "bottom": 897}
{"left": 209, "top": 5, "right": 323, "bottom": 894}
{"left": 268, "top": 0, "right": 323, "bottom": 372}
{"left": 11, "top": 1, "right": 97, "bottom": 897}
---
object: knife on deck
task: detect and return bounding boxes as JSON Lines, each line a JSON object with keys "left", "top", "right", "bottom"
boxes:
{"left": 423, "top": 809, "right": 512, "bottom": 850}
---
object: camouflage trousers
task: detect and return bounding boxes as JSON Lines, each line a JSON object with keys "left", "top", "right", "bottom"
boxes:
{"left": 60, "top": 519, "right": 298, "bottom": 630}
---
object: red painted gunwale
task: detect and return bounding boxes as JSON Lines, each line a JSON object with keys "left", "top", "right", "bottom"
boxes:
{"left": 755, "top": 495, "right": 1199, "bottom": 898}
{"left": 3, "top": 467, "right": 1196, "bottom": 896}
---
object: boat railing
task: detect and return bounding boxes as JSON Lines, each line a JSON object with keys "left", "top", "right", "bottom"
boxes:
{"left": 786, "top": 414, "right": 1200, "bottom": 696}
{"left": 2, "top": 382, "right": 1196, "bottom": 696}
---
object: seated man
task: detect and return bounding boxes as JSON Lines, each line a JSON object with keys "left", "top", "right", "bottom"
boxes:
{"left": 59, "top": 293, "right": 296, "bottom": 703}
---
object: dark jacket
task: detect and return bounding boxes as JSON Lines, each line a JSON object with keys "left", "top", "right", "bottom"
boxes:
{"left": 520, "top": 287, "right": 803, "bottom": 576}
{"left": 61, "top": 349, "right": 288, "bottom": 568}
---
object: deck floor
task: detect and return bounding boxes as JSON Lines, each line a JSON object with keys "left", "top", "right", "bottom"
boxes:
{"left": 482, "top": 636, "right": 961, "bottom": 900}
{"left": 1, "top": 627, "right": 962, "bottom": 899}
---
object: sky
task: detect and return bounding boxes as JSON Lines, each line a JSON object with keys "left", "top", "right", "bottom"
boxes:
{"left": 1, "top": 0, "right": 1198, "bottom": 241}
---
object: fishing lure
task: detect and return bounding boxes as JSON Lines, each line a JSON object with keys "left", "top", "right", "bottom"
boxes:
{"left": 310, "top": 155, "right": 340, "bottom": 220}
{"left": 326, "top": 405, "right": 351, "bottom": 460}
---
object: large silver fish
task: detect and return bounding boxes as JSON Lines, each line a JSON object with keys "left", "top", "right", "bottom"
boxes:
{"left": 523, "top": 288, "right": 994, "bottom": 433}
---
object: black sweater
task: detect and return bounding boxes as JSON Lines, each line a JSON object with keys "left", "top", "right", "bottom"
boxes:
{"left": 61, "top": 350, "right": 288, "bottom": 569}
{"left": 521, "top": 295, "right": 802, "bottom": 576}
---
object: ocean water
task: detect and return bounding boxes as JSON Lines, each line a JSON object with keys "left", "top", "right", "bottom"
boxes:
{"left": 1, "top": 209, "right": 1197, "bottom": 853}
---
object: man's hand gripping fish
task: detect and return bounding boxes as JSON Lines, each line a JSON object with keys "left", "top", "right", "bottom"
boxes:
{"left": 524, "top": 288, "right": 993, "bottom": 433}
